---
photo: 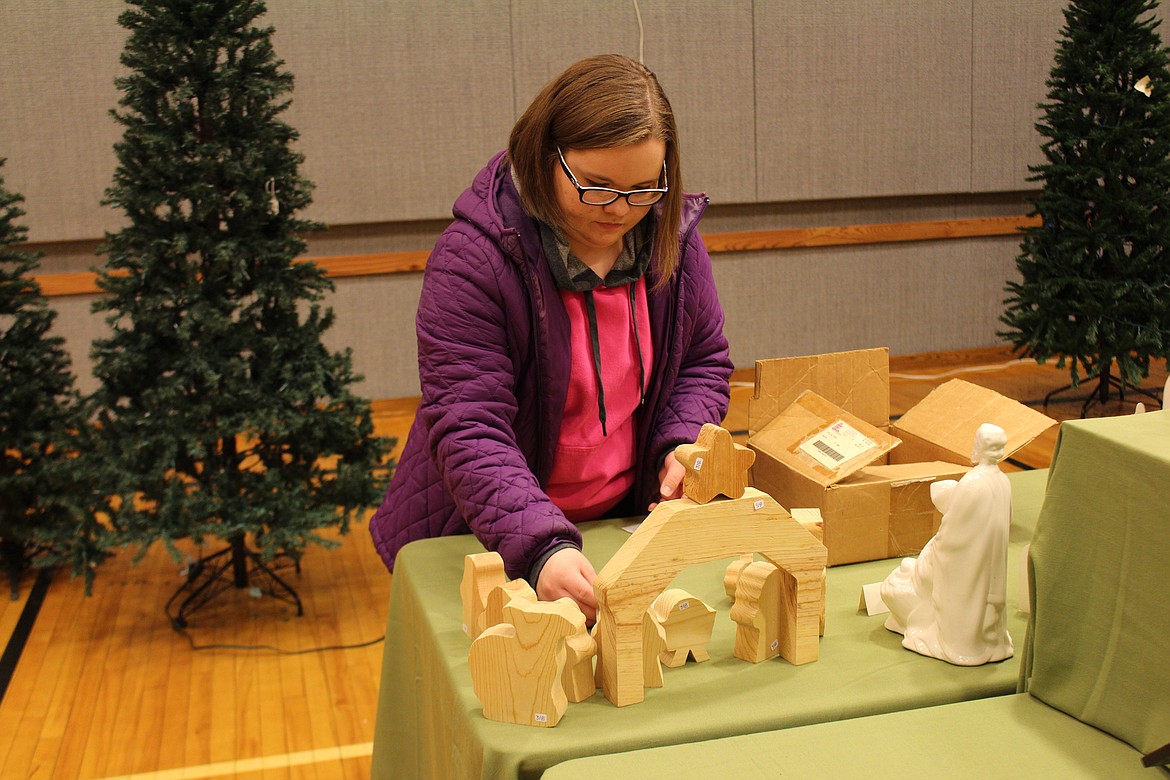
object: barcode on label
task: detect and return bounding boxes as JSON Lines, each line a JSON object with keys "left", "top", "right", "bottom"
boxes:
{"left": 812, "top": 439, "right": 845, "bottom": 462}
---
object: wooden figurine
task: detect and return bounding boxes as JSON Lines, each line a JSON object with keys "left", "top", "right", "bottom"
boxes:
{"left": 642, "top": 610, "right": 667, "bottom": 689}
{"left": 460, "top": 551, "right": 506, "bottom": 639}
{"left": 484, "top": 578, "right": 537, "bottom": 631}
{"left": 790, "top": 507, "right": 824, "bottom": 543}
{"left": 724, "top": 553, "right": 755, "bottom": 600}
{"left": 730, "top": 561, "right": 783, "bottom": 663}
{"left": 673, "top": 423, "right": 756, "bottom": 504}
{"left": 562, "top": 619, "right": 597, "bottom": 703}
{"left": 593, "top": 487, "right": 828, "bottom": 707}
{"left": 468, "top": 597, "right": 583, "bottom": 727}
{"left": 648, "top": 589, "right": 716, "bottom": 667}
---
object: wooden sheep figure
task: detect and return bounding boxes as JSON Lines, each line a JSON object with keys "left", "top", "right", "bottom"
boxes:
{"left": 648, "top": 589, "right": 716, "bottom": 667}
{"left": 469, "top": 597, "right": 582, "bottom": 727}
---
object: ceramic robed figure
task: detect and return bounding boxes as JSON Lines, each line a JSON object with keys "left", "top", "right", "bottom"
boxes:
{"left": 880, "top": 423, "right": 1014, "bottom": 665}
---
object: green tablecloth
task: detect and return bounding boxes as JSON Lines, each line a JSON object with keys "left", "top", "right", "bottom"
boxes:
{"left": 541, "top": 695, "right": 1160, "bottom": 780}
{"left": 542, "top": 411, "right": 1170, "bottom": 780}
{"left": 371, "top": 469, "right": 1049, "bottom": 780}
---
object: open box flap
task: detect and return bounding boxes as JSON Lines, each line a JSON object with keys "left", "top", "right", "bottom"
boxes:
{"left": 891, "top": 379, "right": 1057, "bottom": 465}
{"left": 751, "top": 389, "right": 901, "bottom": 488}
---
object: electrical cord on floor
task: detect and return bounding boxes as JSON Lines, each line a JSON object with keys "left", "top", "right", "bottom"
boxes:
{"left": 166, "top": 607, "right": 385, "bottom": 654}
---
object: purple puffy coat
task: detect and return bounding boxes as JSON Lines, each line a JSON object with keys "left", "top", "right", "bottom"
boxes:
{"left": 369, "top": 151, "right": 733, "bottom": 580}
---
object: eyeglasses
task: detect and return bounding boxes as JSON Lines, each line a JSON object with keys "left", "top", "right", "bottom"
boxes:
{"left": 556, "top": 146, "right": 668, "bottom": 207}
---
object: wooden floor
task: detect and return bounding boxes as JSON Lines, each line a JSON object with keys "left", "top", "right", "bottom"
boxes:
{"left": 0, "top": 347, "right": 1164, "bottom": 779}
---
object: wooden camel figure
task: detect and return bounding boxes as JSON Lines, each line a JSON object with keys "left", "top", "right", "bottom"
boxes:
{"left": 463, "top": 552, "right": 597, "bottom": 712}
{"left": 468, "top": 597, "right": 583, "bottom": 727}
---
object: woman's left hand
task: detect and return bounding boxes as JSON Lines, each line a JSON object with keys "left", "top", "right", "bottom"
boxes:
{"left": 648, "top": 450, "right": 685, "bottom": 511}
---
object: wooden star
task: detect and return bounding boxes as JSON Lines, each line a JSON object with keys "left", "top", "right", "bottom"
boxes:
{"left": 673, "top": 424, "right": 756, "bottom": 504}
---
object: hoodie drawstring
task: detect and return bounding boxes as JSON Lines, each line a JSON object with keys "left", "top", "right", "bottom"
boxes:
{"left": 583, "top": 284, "right": 646, "bottom": 439}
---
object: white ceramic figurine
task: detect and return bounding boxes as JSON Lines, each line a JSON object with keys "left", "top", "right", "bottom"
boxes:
{"left": 880, "top": 423, "right": 1014, "bottom": 666}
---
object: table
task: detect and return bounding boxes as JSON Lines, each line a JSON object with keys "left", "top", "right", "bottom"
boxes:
{"left": 540, "top": 411, "right": 1170, "bottom": 780}
{"left": 371, "top": 469, "right": 1049, "bottom": 780}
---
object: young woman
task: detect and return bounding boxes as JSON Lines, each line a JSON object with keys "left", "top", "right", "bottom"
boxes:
{"left": 370, "top": 54, "right": 733, "bottom": 622}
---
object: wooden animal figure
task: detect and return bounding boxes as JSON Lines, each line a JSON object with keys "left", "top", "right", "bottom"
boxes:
{"left": 790, "top": 507, "right": 825, "bottom": 543}
{"left": 673, "top": 423, "right": 756, "bottom": 504}
{"left": 642, "top": 610, "right": 667, "bottom": 688}
{"left": 648, "top": 589, "right": 716, "bottom": 667}
{"left": 468, "top": 597, "right": 582, "bottom": 727}
{"left": 724, "top": 553, "right": 755, "bottom": 600}
{"left": 730, "top": 561, "right": 783, "bottom": 663}
{"left": 460, "top": 551, "right": 506, "bottom": 639}
{"left": 484, "top": 579, "right": 537, "bottom": 631}
{"left": 562, "top": 619, "right": 597, "bottom": 703}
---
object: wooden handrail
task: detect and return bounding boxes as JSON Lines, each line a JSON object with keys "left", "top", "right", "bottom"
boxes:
{"left": 32, "top": 215, "right": 1038, "bottom": 298}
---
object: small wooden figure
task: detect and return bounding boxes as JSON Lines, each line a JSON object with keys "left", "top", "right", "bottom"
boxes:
{"left": 484, "top": 579, "right": 537, "bottom": 631}
{"left": 642, "top": 611, "right": 667, "bottom": 689}
{"left": 469, "top": 597, "right": 582, "bottom": 727}
{"left": 648, "top": 589, "right": 716, "bottom": 667}
{"left": 724, "top": 553, "right": 755, "bottom": 600}
{"left": 731, "top": 561, "right": 783, "bottom": 663}
{"left": 673, "top": 423, "right": 756, "bottom": 504}
{"left": 562, "top": 619, "right": 597, "bottom": 703}
{"left": 460, "top": 551, "right": 506, "bottom": 639}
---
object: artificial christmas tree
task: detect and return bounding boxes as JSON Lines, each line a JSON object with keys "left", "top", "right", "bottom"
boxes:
{"left": 0, "top": 160, "right": 108, "bottom": 598}
{"left": 1001, "top": 0, "right": 1170, "bottom": 413}
{"left": 92, "top": 0, "right": 390, "bottom": 624}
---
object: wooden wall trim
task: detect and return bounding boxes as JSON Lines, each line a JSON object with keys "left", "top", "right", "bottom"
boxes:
{"left": 33, "top": 216, "right": 1038, "bottom": 298}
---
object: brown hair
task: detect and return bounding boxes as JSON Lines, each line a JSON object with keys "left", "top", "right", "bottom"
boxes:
{"left": 508, "top": 54, "right": 683, "bottom": 287}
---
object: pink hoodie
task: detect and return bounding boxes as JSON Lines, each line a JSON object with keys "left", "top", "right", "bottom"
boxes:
{"left": 546, "top": 277, "right": 653, "bottom": 520}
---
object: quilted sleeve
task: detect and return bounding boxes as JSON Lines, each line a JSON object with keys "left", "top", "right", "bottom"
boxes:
{"left": 416, "top": 227, "right": 580, "bottom": 579}
{"left": 646, "top": 230, "right": 734, "bottom": 470}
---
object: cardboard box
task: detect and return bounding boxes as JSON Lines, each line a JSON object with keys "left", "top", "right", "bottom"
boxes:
{"left": 748, "top": 348, "right": 1056, "bottom": 565}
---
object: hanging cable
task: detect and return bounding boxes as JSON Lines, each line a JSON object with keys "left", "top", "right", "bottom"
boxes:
{"left": 633, "top": 0, "right": 645, "bottom": 63}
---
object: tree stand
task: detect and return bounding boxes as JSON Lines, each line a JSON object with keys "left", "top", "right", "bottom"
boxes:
{"left": 1043, "top": 371, "right": 1164, "bottom": 418}
{"left": 165, "top": 533, "right": 303, "bottom": 628}
{"left": 2, "top": 538, "right": 25, "bottom": 601}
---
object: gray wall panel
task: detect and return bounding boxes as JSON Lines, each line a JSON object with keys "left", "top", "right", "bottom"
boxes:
{"left": 0, "top": 0, "right": 125, "bottom": 243}
{"left": 318, "top": 274, "right": 425, "bottom": 400}
{"left": 629, "top": 1, "right": 756, "bottom": 203}
{"left": 755, "top": 1, "right": 972, "bottom": 201}
{"left": 47, "top": 294, "right": 107, "bottom": 396}
{"left": 274, "top": 1, "right": 515, "bottom": 225}
{"left": 712, "top": 236, "right": 1021, "bottom": 368}
{"left": 971, "top": 0, "right": 1066, "bottom": 192}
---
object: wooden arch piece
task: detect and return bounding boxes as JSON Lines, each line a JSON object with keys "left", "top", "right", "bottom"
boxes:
{"left": 593, "top": 488, "right": 828, "bottom": 707}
